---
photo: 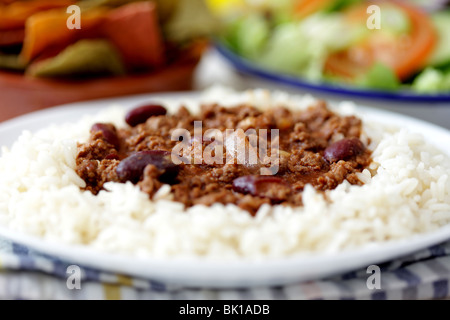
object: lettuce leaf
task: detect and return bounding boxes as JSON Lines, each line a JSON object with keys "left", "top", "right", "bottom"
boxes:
{"left": 357, "top": 63, "right": 400, "bottom": 90}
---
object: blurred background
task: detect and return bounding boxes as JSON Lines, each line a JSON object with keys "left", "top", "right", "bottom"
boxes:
{"left": 0, "top": 0, "right": 449, "bottom": 127}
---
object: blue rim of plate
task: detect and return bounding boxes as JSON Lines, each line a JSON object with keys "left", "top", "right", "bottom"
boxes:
{"left": 215, "top": 42, "right": 450, "bottom": 104}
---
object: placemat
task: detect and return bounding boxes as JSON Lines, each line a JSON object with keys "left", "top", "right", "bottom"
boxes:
{"left": 0, "top": 237, "right": 449, "bottom": 300}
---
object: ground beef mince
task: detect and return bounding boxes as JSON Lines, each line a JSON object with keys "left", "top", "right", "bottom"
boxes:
{"left": 75, "top": 101, "right": 372, "bottom": 215}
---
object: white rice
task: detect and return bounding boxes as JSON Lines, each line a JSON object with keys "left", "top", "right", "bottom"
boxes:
{"left": 0, "top": 86, "right": 449, "bottom": 260}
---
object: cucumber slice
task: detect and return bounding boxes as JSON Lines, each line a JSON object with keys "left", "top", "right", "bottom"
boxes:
{"left": 412, "top": 67, "right": 450, "bottom": 93}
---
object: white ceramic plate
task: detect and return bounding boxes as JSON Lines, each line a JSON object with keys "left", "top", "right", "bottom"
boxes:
{"left": 0, "top": 92, "right": 450, "bottom": 289}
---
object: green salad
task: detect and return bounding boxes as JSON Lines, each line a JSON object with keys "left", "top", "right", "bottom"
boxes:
{"left": 217, "top": 0, "right": 450, "bottom": 94}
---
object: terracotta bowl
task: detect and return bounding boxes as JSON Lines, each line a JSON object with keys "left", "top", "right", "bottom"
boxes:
{"left": 0, "top": 47, "right": 203, "bottom": 122}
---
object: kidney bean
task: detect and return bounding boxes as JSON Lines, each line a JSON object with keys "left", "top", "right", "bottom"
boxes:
{"left": 116, "top": 150, "right": 178, "bottom": 184}
{"left": 125, "top": 104, "right": 167, "bottom": 127}
{"left": 324, "top": 138, "right": 365, "bottom": 163}
{"left": 232, "top": 175, "right": 290, "bottom": 201}
{"left": 91, "top": 123, "right": 120, "bottom": 149}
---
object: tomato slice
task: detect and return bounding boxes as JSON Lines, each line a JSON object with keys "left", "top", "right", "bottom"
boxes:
{"left": 294, "top": 0, "right": 334, "bottom": 18}
{"left": 324, "top": 0, "right": 437, "bottom": 81}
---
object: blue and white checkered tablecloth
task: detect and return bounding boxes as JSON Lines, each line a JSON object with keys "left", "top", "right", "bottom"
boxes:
{"left": 1, "top": 236, "right": 450, "bottom": 300}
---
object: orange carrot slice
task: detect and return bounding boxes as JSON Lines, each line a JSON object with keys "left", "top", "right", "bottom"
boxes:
{"left": 21, "top": 8, "right": 107, "bottom": 63}
{"left": 0, "top": 0, "right": 74, "bottom": 30}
